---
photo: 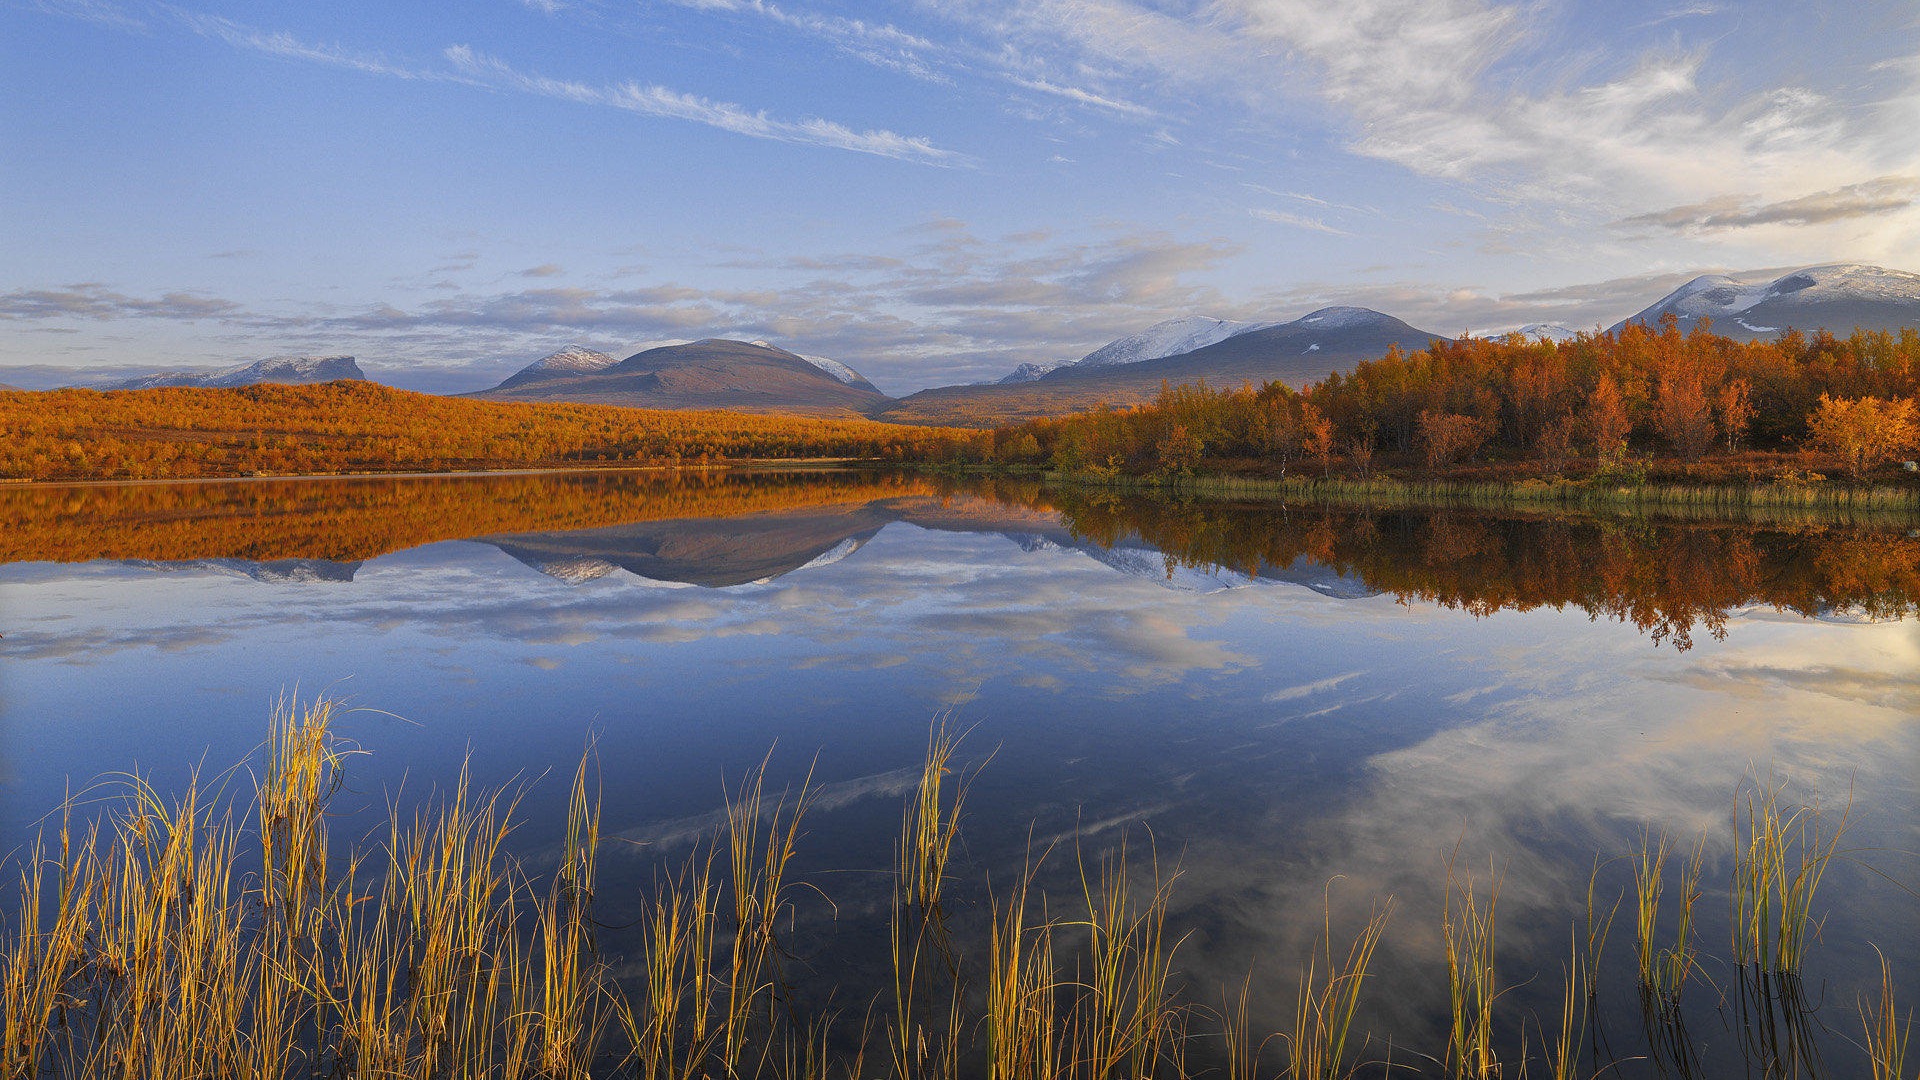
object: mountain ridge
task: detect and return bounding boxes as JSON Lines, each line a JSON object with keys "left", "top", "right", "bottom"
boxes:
{"left": 471, "top": 338, "right": 887, "bottom": 417}
{"left": 92, "top": 356, "right": 365, "bottom": 391}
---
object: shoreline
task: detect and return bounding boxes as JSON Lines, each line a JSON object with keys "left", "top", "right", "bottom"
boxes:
{"left": 0, "top": 458, "right": 868, "bottom": 490}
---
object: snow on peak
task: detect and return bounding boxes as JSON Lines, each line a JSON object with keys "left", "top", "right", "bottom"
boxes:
{"left": 526, "top": 345, "right": 618, "bottom": 375}
{"left": 796, "top": 537, "right": 864, "bottom": 572}
{"left": 96, "top": 355, "right": 363, "bottom": 391}
{"left": 1634, "top": 264, "right": 1920, "bottom": 327}
{"left": 798, "top": 354, "right": 872, "bottom": 387}
{"left": 1292, "top": 306, "right": 1393, "bottom": 329}
{"left": 1760, "top": 263, "right": 1920, "bottom": 304}
{"left": 995, "top": 361, "right": 1069, "bottom": 384}
{"left": 1074, "top": 316, "right": 1271, "bottom": 369}
{"left": 1517, "top": 324, "right": 1578, "bottom": 342}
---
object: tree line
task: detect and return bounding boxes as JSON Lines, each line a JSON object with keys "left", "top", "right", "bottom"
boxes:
{"left": 978, "top": 318, "right": 1920, "bottom": 481}
{"left": 0, "top": 381, "right": 993, "bottom": 481}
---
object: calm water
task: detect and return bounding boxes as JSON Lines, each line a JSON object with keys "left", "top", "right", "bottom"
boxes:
{"left": 3, "top": 470, "right": 1916, "bottom": 1076}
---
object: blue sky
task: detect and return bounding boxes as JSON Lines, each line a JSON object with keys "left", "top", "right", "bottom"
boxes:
{"left": 3, "top": 0, "right": 1917, "bottom": 392}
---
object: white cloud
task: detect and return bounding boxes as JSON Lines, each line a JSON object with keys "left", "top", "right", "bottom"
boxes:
{"left": 1250, "top": 208, "right": 1348, "bottom": 235}
{"left": 443, "top": 45, "right": 963, "bottom": 165}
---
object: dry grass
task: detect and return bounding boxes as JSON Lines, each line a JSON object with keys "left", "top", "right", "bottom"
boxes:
{"left": 1, "top": 702, "right": 1909, "bottom": 1080}
{"left": 1730, "top": 777, "right": 1851, "bottom": 974}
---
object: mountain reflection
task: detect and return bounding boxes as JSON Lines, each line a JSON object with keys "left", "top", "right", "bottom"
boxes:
{"left": 7, "top": 470, "right": 1917, "bottom": 646}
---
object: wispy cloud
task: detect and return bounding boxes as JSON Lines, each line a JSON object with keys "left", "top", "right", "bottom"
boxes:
{"left": 1010, "top": 77, "right": 1157, "bottom": 118}
{"left": 0, "top": 283, "right": 238, "bottom": 321}
{"left": 443, "top": 45, "right": 964, "bottom": 165}
{"left": 1617, "top": 175, "right": 1920, "bottom": 232}
{"left": 170, "top": 9, "right": 456, "bottom": 82}
{"left": 1250, "top": 208, "right": 1349, "bottom": 235}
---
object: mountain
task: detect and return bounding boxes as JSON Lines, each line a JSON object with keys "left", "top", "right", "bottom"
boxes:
{"left": 470, "top": 338, "right": 887, "bottom": 417}
{"left": 1073, "top": 316, "right": 1270, "bottom": 369}
{"left": 995, "top": 362, "right": 1066, "bottom": 385}
{"left": 0, "top": 382, "right": 22, "bottom": 392}
{"left": 987, "top": 315, "right": 1266, "bottom": 385}
{"left": 791, "top": 350, "right": 882, "bottom": 392}
{"left": 95, "top": 356, "right": 364, "bottom": 391}
{"left": 491, "top": 345, "right": 620, "bottom": 391}
{"left": 1612, "top": 264, "right": 1920, "bottom": 340}
{"left": 1516, "top": 324, "right": 1578, "bottom": 342}
{"left": 879, "top": 307, "right": 1444, "bottom": 426}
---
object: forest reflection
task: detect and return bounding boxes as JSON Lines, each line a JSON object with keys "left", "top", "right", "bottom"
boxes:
{"left": 7, "top": 469, "right": 1916, "bottom": 648}
{"left": 1049, "top": 490, "right": 1920, "bottom": 648}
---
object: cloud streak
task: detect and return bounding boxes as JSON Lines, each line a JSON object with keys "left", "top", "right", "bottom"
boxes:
{"left": 1618, "top": 176, "right": 1920, "bottom": 232}
{"left": 443, "top": 45, "right": 963, "bottom": 165}
{"left": 0, "top": 283, "right": 238, "bottom": 321}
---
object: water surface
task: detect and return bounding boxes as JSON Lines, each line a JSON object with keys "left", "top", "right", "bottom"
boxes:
{"left": 3, "top": 470, "right": 1915, "bottom": 1076}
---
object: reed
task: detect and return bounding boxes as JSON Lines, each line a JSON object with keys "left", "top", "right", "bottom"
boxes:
{"left": 1281, "top": 893, "right": 1392, "bottom": 1080}
{"left": 1069, "top": 839, "right": 1185, "bottom": 1079}
{"left": 888, "top": 722, "right": 971, "bottom": 1080}
{"left": 1442, "top": 858, "right": 1503, "bottom": 1080}
{"left": 1862, "top": 949, "right": 1912, "bottom": 1080}
{"left": 1, "top": 701, "right": 1911, "bottom": 1080}
{"left": 1632, "top": 831, "right": 1705, "bottom": 1004}
{"left": 1730, "top": 777, "right": 1851, "bottom": 974}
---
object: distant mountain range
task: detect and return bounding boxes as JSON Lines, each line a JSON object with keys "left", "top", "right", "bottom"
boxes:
{"left": 878, "top": 306, "right": 1446, "bottom": 425}
{"left": 92, "top": 355, "right": 364, "bottom": 391}
{"left": 17, "top": 262, "right": 1918, "bottom": 424}
{"left": 1611, "top": 263, "right": 1920, "bottom": 341}
{"left": 473, "top": 494, "right": 1375, "bottom": 597}
{"left": 469, "top": 339, "right": 886, "bottom": 417}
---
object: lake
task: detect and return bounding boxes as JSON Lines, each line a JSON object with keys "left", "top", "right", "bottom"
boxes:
{"left": 3, "top": 469, "right": 1915, "bottom": 1077}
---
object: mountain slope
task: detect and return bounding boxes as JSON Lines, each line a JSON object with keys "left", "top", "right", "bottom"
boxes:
{"left": 470, "top": 338, "right": 887, "bottom": 417}
{"left": 1074, "top": 316, "right": 1270, "bottom": 369}
{"left": 490, "top": 345, "right": 620, "bottom": 392}
{"left": 1612, "top": 264, "right": 1920, "bottom": 340}
{"left": 989, "top": 315, "right": 1266, "bottom": 384}
{"left": 96, "top": 356, "right": 364, "bottom": 391}
{"left": 880, "top": 307, "right": 1444, "bottom": 426}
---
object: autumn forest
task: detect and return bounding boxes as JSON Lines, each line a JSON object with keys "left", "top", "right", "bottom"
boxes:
{"left": 5, "top": 320, "right": 1920, "bottom": 489}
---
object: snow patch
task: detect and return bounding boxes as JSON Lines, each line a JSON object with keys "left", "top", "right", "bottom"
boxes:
{"left": 1072, "top": 315, "right": 1272, "bottom": 369}
{"left": 798, "top": 354, "right": 870, "bottom": 386}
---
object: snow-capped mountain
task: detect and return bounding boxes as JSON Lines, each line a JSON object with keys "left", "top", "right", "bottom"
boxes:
{"left": 1614, "top": 264, "right": 1920, "bottom": 340}
{"left": 1074, "top": 316, "right": 1271, "bottom": 370}
{"left": 95, "top": 355, "right": 364, "bottom": 391}
{"left": 1515, "top": 324, "right": 1578, "bottom": 342}
{"left": 995, "top": 361, "right": 1069, "bottom": 385}
{"left": 474, "top": 338, "right": 886, "bottom": 415}
{"left": 489, "top": 345, "right": 620, "bottom": 392}
{"left": 796, "top": 352, "right": 879, "bottom": 391}
{"left": 745, "top": 341, "right": 879, "bottom": 392}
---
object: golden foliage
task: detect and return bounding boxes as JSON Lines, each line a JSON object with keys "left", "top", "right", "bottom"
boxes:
{"left": 974, "top": 323, "right": 1920, "bottom": 480}
{"left": 0, "top": 470, "right": 949, "bottom": 564}
{"left": 0, "top": 381, "right": 990, "bottom": 481}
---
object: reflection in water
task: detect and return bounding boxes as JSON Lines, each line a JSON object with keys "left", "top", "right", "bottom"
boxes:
{"left": 9, "top": 471, "right": 1918, "bottom": 648}
{"left": 2, "top": 470, "right": 1916, "bottom": 1076}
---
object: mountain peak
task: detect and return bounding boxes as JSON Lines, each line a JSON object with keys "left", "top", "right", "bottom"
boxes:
{"left": 1615, "top": 263, "right": 1920, "bottom": 340}
{"left": 1292, "top": 306, "right": 1396, "bottom": 329}
{"left": 1072, "top": 315, "right": 1270, "bottom": 371}
{"left": 95, "top": 355, "right": 363, "bottom": 391}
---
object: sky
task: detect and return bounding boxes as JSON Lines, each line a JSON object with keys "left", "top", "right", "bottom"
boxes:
{"left": 2, "top": 0, "right": 1918, "bottom": 393}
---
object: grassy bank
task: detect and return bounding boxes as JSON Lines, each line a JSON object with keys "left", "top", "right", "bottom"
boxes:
{"left": 1, "top": 701, "right": 1909, "bottom": 1079}
{"left": 1015, "top": 469, "right": 1920, "bottom": 523}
